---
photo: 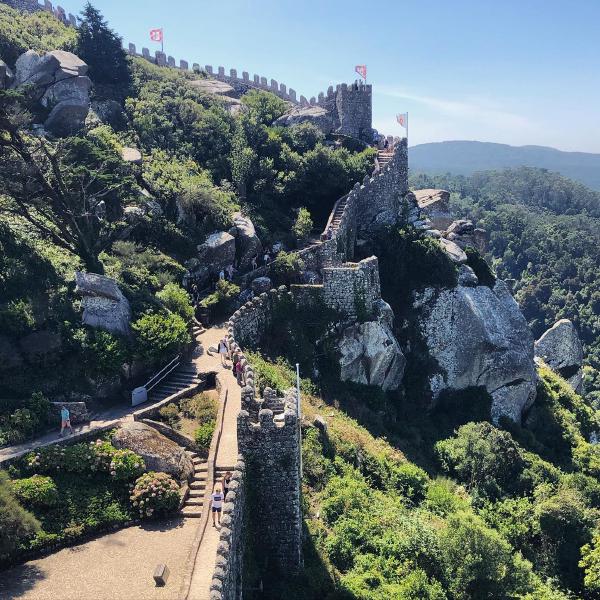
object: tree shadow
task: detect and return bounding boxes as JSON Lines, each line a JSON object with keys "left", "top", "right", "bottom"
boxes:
{"left": 140, "top": 515, "right": 187, "bottom": 533}
{"left": 0, "top": 563, "right": 46, "bottom": 599}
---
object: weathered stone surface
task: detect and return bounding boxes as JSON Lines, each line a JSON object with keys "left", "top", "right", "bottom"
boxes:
{"left": 535, "top": 319, "right": 584, "bottom": 393}
{"left": 0, "top": 59, "right": 14, "bottom": 90}
{"left": 416, "top": 280, "right": 537, "bottom": 423}
{"left": 193, "top": 231, "right": 236, "bottom": 285}
{"left": 229, "top": 212, "right": 262, "bottom": 268}
{"left": 18, "top": 330, "right": 62, "bottom": 365}
{"left": 414, "top": 189, "right": 453, "bottom": 230}
{"left": 13, "top": 50, "right": 91, "bottom": 136}
{"left": 87, "top": 99, "right": 127, "bottom": 129}
{"left": 458, "top": 264, "right": 479, "bottom": 287}
{"left": 75, "top": 271, "right": 131, "bottom": 336}
{"left": 337, "top": 318, "right": 405, "bottom": 391}
{"left": 188, "top": 78, "right": 235, "bottom": 96}
{"left": 275, "top": 104, "right": 333, "bottom": 134}
{"left": 438, "top": 237, "right": 468, "bottom": 264}
{"left": 251, "top": 276, "right": 272, "bottom": 294}
{"left": 112, "top": 421, "right": 194, "bottom": 480}
{"left": 121, "top": 147, "right": 142, "bottom": 164}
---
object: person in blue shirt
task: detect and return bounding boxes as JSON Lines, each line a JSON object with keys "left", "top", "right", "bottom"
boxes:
{"left": 59, "top": 405, "right": 74, "bottom": 437}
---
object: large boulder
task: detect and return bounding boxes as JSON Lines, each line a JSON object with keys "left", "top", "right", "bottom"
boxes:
{"left": 0, "top": 59, "right": 14, "bottom": 90}
{"left": 112, "top": 421, "right": 194, "bottom": 480}
{"left": 337, "top": 302, "right": 405, "bottom": 391}
{"left": 416, "top": 280, "right": 537, "bottom": 423}
{"left": 13, "top": 50, "right": 91, "bottom": 136}
{"left": 414, "top": 189, "right": 453, "bottom": 230}
{"left": 275, "top": 104, "right": 333, "bottom": 135}
{"left": 192, "top": 231, "right": 236, "bottom": 285}
{"left": 75, "top": 271, "right": 131, "bottom": 336}
{"left": 535, "top": 319, "right": 584, "bottom": 393}
{"left": 229, "top": 212, "right": 262, "bottom": 268}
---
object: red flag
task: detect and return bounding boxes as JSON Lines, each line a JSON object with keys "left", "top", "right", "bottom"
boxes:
{"left": 396, "top": 113, "right": 408, "bottom": 128}
{"left": 355, "top": 65, "right": 367, "bottom": 80}
{"left": 150, "top": 28, "right": 163, "bottom": 42}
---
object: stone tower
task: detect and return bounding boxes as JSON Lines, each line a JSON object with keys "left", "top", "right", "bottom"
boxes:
{"left": 335, "top": 81, "right": 373, "bottom": 142}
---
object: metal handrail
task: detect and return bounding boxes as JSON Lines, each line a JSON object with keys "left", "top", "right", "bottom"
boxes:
{"left": 143, "top": 354, "right": 181, "bottom": 393}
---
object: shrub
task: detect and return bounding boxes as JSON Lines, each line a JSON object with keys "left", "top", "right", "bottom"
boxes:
{"left": 0, "top": 471, "right": 40, "bottom": 559}
{"left": 132, "top": 310, "right": 191, "bottom": 365}
{"left": 241, "top": 89, "right": 287, "bottom": 125}
{"left": 292, "top": 207, "right": 313, "bottom": 243}
{"left": 0, "top": 298, "right": 35, "bottom": 336}
{"left": 72, "top": 328, "right": 128, "bottom": 377}
{"left": 194, "top": 421, "right": 215, "bottom": 451}
{"left": 156, "top": 282, "right": 194, "bottom": 322}
{"left": 396, "top": 570, "right": 448, "bottom": 600}
{"left": 11, "top": 475, "right": 58, "bottom": 509}
{"left": 130, "top": 472, "right": 180, "bottom": 518}
{"left": 424, "top": 478, "right": 470, "bottom": 517}
{"left": 580, "top": 532, "right": 600, "bottom": 593}
{"left": 270, "top": 251, "right": 305, "bottom": 285}
{"left": 109, "top": 450, "right": 145, "bottom": 481}
{"left": 435, "top": 422, "right": 526, "bottom": 500}
{"left": 158, "top": 403, "right": 181, "bottom": 428}
{"left": 199, "top": 279, "right": 240, "bottom": 315}
{"left": 180, "top": 393, "right": 218, "bottom": 424}
{"left": 388, "top": 462, "right": 429, "bottom": 504}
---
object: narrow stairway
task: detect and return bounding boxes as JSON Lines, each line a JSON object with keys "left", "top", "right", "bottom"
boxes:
{"left": 331, "top": 195, "right": 349, "bottom": 231}
{"left": 377, "top": 149, "right": 394, "bottom": 168}
{"left": 146, "top": 322, "right": 205, "bottom": 403}
{"left": 181, "top": 451, "right": 208, "bottom": 518}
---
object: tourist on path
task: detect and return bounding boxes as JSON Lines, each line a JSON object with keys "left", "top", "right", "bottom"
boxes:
{"left": 59, "top": 405, "right": 74, "bottom": 437}
{"left": 251, "top": 255, "right": 258, "bottom": 271}
{"left": 235, "top": 359, "right": 244, "bottom": 386}
{"left": 211, "top": 484, "right": 224, "bottom": 527}
{"left": 222, "top": 471, "right": 232, "bottom": 499}
{"left": 218, "top": 338, "right": 229, "bottom": 366}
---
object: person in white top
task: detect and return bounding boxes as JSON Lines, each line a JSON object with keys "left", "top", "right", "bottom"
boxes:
{"left": 211, "top": 484, "right": 224, "bottom": 527}
{"left": 217, "top": 337, "right": 229, "bottom": 366}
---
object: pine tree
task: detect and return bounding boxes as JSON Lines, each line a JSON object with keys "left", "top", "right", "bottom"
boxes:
{"left": 76, "top": 2, "right": 130, "bottom": 87}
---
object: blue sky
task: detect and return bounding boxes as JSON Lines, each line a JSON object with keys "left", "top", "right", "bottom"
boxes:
{"left": 59, "top": 0, "right": 600, "bottom": 152}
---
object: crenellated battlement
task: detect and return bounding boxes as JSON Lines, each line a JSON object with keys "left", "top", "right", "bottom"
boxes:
{"left": 3, "top": 0, "right": 78, "bottom": 27}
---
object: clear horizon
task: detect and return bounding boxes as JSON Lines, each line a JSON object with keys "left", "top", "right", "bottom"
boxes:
{"left": 53, "top": 0, "right": 600, "bottom": 153}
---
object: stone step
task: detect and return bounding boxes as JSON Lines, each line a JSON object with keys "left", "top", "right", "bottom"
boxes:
{"left": 180, "top": 507, "right": 202, "bottom": 518}
{"left": 190, "top": 481, "right": 207, "bottom": 490}
{"left": 195, "top": 463, "right": 208, "bottom": 471}
{"left": 192, "top": 457, "right": 204, "bottom": 465}
{"left": 189, "top": 489, "right": 205, "bottom": 498}
{"left": 185, "top": 498, "right": 203, "bottom": 507}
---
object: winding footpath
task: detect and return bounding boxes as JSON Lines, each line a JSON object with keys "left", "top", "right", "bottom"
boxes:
{"left": 0, "top": 325, "right": 242, "bottom": 600}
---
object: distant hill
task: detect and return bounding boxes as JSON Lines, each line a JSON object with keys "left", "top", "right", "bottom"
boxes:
{"left": 409, "top": 141, "right": 600, "bottom": 191}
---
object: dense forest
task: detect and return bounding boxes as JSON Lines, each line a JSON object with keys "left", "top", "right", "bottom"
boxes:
{"left": 410, "top": 168, "right": 600, "bottom": 404}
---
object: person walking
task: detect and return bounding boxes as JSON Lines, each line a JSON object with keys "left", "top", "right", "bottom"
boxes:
{"left": 59, "top": 405, "right": 74, "bottom": 437}
{"left": 222, "top": 471, "right": 232, "bottom": 499}
{"left": 235, "top": 359, "right": 244, "bottom": 386}
{"left": 211, "top": 484, "right": 224, "bottom": 527}
{"left": 218, "top": 337, "right": 229, "bottom": 366}
{"left": 250, "top": 255, "right": 257, "bottom": 271}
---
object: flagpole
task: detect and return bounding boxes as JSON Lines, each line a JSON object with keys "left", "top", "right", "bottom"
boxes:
{"left": 161, "top": 29, "right": 163, "bottom": 54}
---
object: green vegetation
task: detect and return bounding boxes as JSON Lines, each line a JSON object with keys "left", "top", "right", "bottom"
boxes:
{"left": 0, "top": 392, "right": 51, "bottom": 447}
{"left": 270, "top": 251, "right": 305, "bottom": 285}
{"left": 131, "top": 311, "right": 191, "bottom": 366}
{"left": 411, "top": 168, "right": 600, "bottom": 400}
{"left": 292, "top": 207, "right": 314, "bottom": 244}
{"left": 130, "top": 472, "right": 179, "bottom": 519}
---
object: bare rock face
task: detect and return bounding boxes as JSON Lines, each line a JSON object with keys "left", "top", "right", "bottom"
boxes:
{"left": 444, "top": 219, "right": 487, "bottom": 253}
{"left": 75, "top": 271, "right": 131, "bottom": 336}
{"left": 13, "top": 49, "right": 91, "bottom": 136}
{"left": 414, "top": 189, "right": 453, "bottom": 230}
{"left": 229, "top": 212, "right": 262, "bottom": 268}
{"left": 251, "top": 276, "right": 272, "bottom": 294}
{"left": 337, "top": 301, "right": 405, "bottom": 391}
{"left": 535, "top": 319, "right": 584, "bottom": 393}
{"left": 190, "top": 231, "right": 236, "bottom": 286}
{"left": 0, "top": 59, "right": 14, "bottom": 89}
{"left": 438, "top": 237, "right": 468, "bottom": 264}
{"left": 275, "top": 104, "right": 333, "bottom": 135}
{"left": 416, "top": 280, "right": 537, "bottom": 423}
{"left": 112, "top": 421, "right": 194, "bottom": 481}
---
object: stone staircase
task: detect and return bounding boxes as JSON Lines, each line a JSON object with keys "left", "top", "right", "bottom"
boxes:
{"left": 330, "top": 194, "right": 349, "bottom": 232}
{"left": 146, "top": 322, "right": 205, "bottom": 403}
{"left": 377, "top": 150, "right": 394, "bottom": 168}
{"left": 181, "top": 452, "right": 208, "bottom": 518}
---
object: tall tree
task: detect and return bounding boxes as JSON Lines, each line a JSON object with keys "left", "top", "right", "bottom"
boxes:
{"left": 76, "top": 2, "right": 130, "bottom": 88}
{"left": 0, "top": 90, "right": 134, "bottom": 274}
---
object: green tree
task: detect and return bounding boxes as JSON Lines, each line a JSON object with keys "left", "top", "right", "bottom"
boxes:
{"left": 271, "top": 251, "right": 305, "bottom": 285}
{"left": 156, "top": 283, "right": 194, "bottom": 323}
{"left": 580, "top": 532, "right": 600, "bottom": 593}
{"left": 0, "top": 92, "right": 135, "bottom": 273}
{"left": 76, "top": 2, "right": 130, "bottom": 88}
{"left": 241, "top": 89, "right": 287, "bottom": 125}
{"left": 132, "top": 311, "right": 191, "bottom": 365}
{"left": 292, "top": 207, "right": 313, "bottom": 244}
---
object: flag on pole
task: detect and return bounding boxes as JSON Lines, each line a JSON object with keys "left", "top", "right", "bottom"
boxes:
{"left": 150, "top": 28, "right": 163, "bottom": 42}
{"left": 396, "top": 113, "right": 408, "bottom": 129}
{"left": 355, "top": 65, "right": 367, "bottom": 80}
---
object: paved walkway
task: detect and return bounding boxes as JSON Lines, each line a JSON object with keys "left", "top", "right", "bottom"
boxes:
{"left": 186, "top": 327, "right": 242, "bottom": 600}
{"left": 0, "top": 326, "right": 242, "bottom": 600}
{"left": 0, "top": 518, "right": 198, "bottom": 600}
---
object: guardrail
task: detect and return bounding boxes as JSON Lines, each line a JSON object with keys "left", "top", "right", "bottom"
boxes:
{"left": 131, "top": 354, "right": 180, "bottom": 406}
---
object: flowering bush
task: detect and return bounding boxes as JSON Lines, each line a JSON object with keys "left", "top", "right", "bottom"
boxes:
{"left": 109, "top": 449, "right": 145, "bottom": 481}
{"left": 130, "top": 472, "right": 179, "bottom": 519}
{"left": 24, "top": 439, "right": 144, "bottom": 481}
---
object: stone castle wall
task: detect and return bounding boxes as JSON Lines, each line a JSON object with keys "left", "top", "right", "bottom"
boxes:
{"left": 4, "top": 0, "right": 79, "bottom": 27}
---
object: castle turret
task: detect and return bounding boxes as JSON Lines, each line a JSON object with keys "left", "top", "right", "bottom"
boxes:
{"left": 335, "top": 80, "right": 372, "bottom": 142}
